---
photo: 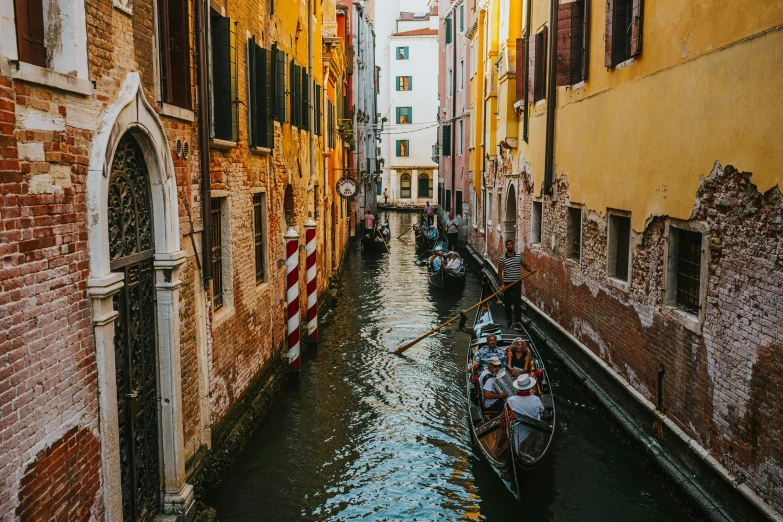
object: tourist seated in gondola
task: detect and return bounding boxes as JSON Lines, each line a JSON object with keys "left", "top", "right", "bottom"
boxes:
{"left": 379, "top": 223, "right": 390, "bottom": 241}
{"left": 472, "top": 334, "right": 507, "bottom": 372}
{"left": 507, "top": 337, "right": 534, "bottom": 378}
{"left": 445, "top": 251, "right": 462, "bottom": 273}
{"left": 479, "top": 357, "right": 508, "bottom": 413}
{"left": 426, "top": 226, "right": 438, "bottom": 240}
{"left": 507, "top": 374, "right": 545, "bottom": 443}
{"left": 429, "top": 250, "right": 443, "bottom": 272}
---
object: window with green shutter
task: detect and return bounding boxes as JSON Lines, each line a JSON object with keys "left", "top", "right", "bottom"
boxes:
{"left": 396, "top": 106, "right": 412, "bottom": 124}
{"left": 460, "top": 5, "right": 465, "bottom": 32}
{"left": 396, "top": 47, "right": 409, "bottom": 60}
{"left": 274, "top": 45, "right": 287, "bottom": 123}
{"left": 396, "top": 76, "right": 412, "bottom": 91}
{"left": 442, "top": 124, "right": 452, "bottom": 156}
{"left": 396, "top": 140, "right": 409, "bottom": 157}
{"left": 248, "top": 38, "right": 274, "bottom": 149}
{"left": 211, "top": 11, "right": 238, "bottom": 142}
{"left": 445, "top": 18, "right": 452, "bottom": 44}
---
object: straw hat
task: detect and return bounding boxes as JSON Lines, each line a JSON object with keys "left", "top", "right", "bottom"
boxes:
{"left": 513, "top": 374, "right": 537, "bottom": 390}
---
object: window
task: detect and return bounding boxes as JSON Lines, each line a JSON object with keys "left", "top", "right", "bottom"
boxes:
{"left": 248, "top": 38, "right": 274, "bottom": 148}
{"left": 253, "top": 193, "right": 267, "bottom": 283}
{"left": 442, "top": 124, "right": 451, "bottom": 157}
{"left": 447, "top": 68, "right": 453, "bottom": 97}
{"left": 458, "top": 120, "right": 463, "bottom": 155}
{"left": 157, "top": 0, "right": 192, "bottom": 109}
{"left": 418, "top": 174, "right": 431, "bottom": 198}
{"left": 211, "top": 11, "right": 239, "bottom": 141}
{"left": 487, "top": 190, "right": 493, "bottom": 224}
{"left": 497, "top": 192, "right": 502, "bottom": 223}
{"left": 608, "top": 214, "right": 631, "bottom": 282}
{"left": 396, "top": 46, "right": 409, "bottom": 60}
{"left": 376, "top": 180, "right": 382, "bottom": 196}
{"left": 396, "top": 76, "right": 412, "bottom": 91}
{"left": 445, "top": 189, "right": 452, "bottom": 211}
{"left": 400, "top": 173, "right": 412, "bottom": 198}
{"left": 469, "top": 104, "right": 475, "bottom": 147}
{"left": 472, "top": 191, "right": 477, "bottom": 226}
{"left": 211, "top": 198, "right": 224, "bottom": 309}
{"left": 525, "top": 29, "right": 547, "bottom": 103}
{"left": 273, "top": 45, "right": 288, "bottom": 122}
{"left": 456, "top": 190, "right": 463, "bottom": 216}
{"left": 396, "top": 140, "right": 409, "bottom": 157}
{"left": 605, "top": 0, "right": 643, "bottom": 67}
{"left": 460, "top": 4, "right": 465, "bottom": 32}
{"left": 668, "top": 227, "right": 703, "bottom": 315}
{"left": 290, "top": 61, "right": 300, "bottom": 127}
{"left": 14, "top": 0, "right": 47, "bottom": 67}
{"left": 445, "top": 18, "right": 453, "bottom": 45}
{"left": 459, "top": 60, "right": 464, "bottom": 91}
{"left": 302, "top": 71, "right": 310, "bottom": 131}
{"left": 396, "top": 106, "right": 412, "bottom": 124}
{"left": 556, "top": 0, "right": 589, "bottom": 86}
{"left": 567, "top": 207, "right": 582, "bottom": 262}
{"left": 314, "top": 83, "right": 323, "bottom": 136}
{"left": 532, "top": 201, "right": 543, "bottom": 244}
{"left": 470, "top": 41, "right": 476, "bottom": 78}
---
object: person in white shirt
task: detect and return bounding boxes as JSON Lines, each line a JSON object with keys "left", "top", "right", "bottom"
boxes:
{"left": 507, "top": 374, "right": 545, "bottom": 444}
{"left": 445, "top": 252, "right": 462, "bottom": 272}
{"left": 478, "top": 357, "right": 508, "bottom": 412}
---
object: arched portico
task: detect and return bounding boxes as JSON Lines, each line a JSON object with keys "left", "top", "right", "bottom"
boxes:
{"left": 85, "top": 73, "right": 193, "bottom": 521}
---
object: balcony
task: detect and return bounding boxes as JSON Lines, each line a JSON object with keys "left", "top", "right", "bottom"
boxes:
{"left": 431, "top": 144, "right": 439, "bottom": 164}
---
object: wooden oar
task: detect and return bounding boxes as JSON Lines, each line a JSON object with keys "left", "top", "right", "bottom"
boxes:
{"left": 392, "top": 270, "right": 536, "bottom": 355}
{"left": 396, "top": 225, "right": 414, "bottom": 240}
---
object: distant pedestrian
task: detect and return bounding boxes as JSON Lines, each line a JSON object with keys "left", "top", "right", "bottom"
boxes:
{"left": 383, "top": 187, "right": 389, "bottom": 204}
{"left": 445, "top": 212, "right": 459, "bottom": 251}
{"left": 498, "top": 239, "right": 533, "bottom": 331}
{"left": 424, "top": 201, "right": 435, "bottom": 226}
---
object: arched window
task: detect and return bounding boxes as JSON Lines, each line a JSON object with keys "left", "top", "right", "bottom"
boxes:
{"left": 400, "top": 174, "right": 411, "bottom": 198}
{"left": 418, "top": 173, "right": 431, "bottom": 198}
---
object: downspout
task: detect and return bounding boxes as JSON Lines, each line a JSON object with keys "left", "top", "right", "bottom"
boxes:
{"left": 451, "top": 15, "right": 457, "bottom": 214}
{"left": 543, "top": 0, "right": 558, "bottom": 194}
{"left": 522, "top": 0, "right": 532, "bottom": 142}
{"left": 307, "top": 0, "right": 316, "bottom": 193}
{"left": 196, "top": 0, "right": 212, "bottom": 281}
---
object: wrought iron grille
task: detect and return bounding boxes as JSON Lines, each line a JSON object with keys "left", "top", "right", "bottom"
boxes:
{"left": 108, "top": 134, "right": 160, "bottom": 522}
{"left": 676, "top": 228, "right": 702, "bottom": 314}
{"left": 211, "top": 199, "right": 224, "bottom": 309}
{"left": 612, "top": 215, "right": 631, "bottom": 282}
{"left": 253, "top": 194, "right": 265, "bottom": 283}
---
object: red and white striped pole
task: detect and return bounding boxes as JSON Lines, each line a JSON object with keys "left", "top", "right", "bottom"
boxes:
{"left": 304, "top": 218, "right": 318, "bottom": 348}
{"left": 285, "top": 226, "right": 301, "bottom": 372}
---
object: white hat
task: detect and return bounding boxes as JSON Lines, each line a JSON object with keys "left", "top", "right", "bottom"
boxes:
{"left": 487, "top": 356, "right": 502, "bottom": 366}
{"left": 513, "top": 374, "right": 537, "bottom": 391}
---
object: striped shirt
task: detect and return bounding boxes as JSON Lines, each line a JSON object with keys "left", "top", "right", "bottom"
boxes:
{"left": 499, "top": 251, "right": 524, "bottom": 282}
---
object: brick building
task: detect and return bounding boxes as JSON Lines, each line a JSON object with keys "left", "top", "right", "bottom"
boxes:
{"left": 0, "top": 0, "right": 356, "bottom": 519}
{"left": 465, "top": 0, "right": 783, "bottom": 516}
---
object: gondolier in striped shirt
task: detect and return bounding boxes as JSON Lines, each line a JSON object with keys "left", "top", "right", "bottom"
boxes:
{"left": 498, "top": 239, "right": 533, "bottom": 331}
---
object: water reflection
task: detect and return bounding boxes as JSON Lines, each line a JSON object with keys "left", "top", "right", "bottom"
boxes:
{"left": 209, "top": 212, "right": 692, "bottom": 522}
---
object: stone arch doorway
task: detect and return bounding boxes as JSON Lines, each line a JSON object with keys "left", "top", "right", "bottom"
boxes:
{"left": 503, "top": 183, "right": 517, "bottom": 243}
{"left": 108, "top": 134, "right": 161, "bottom": 521}
{"left": 86, "top": 73, "right": 194, "bottom": 520}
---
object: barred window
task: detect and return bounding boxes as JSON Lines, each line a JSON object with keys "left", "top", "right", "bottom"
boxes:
{"left": 253, "top": 193, "right": 266, "bottom": 283}
{"left": 211, "top": 198, "right": 224, "bottom": 309}
{"left": 675, "top": 228, "right": 702, "bottom": 314}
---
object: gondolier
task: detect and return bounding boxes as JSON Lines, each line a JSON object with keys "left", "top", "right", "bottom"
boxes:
{"left": 364, "top": 210, "right": 376, "bottom": 234}
{"left": 424, "top": 201, "right": 435, "bottom": 226}
{"left": 498, "top": 239, "right": 533, "bottom": 331}
{"left": 445, "top": 212, "right": 459, "bottom": 251}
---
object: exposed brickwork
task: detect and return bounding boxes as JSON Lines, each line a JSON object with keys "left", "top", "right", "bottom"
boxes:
{"left": 16, "top": 426, "right": 101, "bottom": 521}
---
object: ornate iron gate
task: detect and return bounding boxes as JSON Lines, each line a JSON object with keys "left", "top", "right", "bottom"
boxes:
{"left": 108, "top": 134, "right": 161, "bottom": 522}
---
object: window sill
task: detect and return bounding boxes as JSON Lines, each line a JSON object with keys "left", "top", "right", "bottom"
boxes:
{"left": 213, "top": 305, "right": 235, "bottom": 329}
{"left": 159, "top": 103, "right": 194, "bottom": 122}
{"left": 613, "top": 57, "right": 636, "bottom": 71}
{"left": 607, "top": 276, "right": 630, "bottom": 292}
{"left": 663, "top": 305, "right": 702, "bottom": 335}
{"left": 478, "top": 228, "right": 485, "bottom": 234}
{"left": 535, "top": 99, "right": 546, "bottom": 107}
{"left": 210, "top": 139, "right": 237, "bottom": 150}
{"left": 571, "top": 80, "right": 586, "bottom": 90}
{"left": 11, "top": 63, "right": 93, "bottom": 96}
{"left": 250, "top": 146, "right": 272, "bottom": 156}
{"left": 566, "top": 258, "right": 581, "bottom": 269}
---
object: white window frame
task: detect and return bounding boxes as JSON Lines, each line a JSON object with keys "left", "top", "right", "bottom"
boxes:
{"left": 447, "top": 67, "right": 453, "bottom": 98}
{"left": 531, "top": 200, "right": 543, "bottom": 246}
{"left": 458, "top": 120, "right": 463, "bottom": 156}
{"left": 566, "top": 204, "right": 583, "bottom": 265}
{"left": 607, "top": 210, "right": 632, "bottom": 289}
{"left": 662, "top": 219, "right": 710, "bottom": 334}
{"left": 459, "top": 59, "right": 464, "bottom": 91}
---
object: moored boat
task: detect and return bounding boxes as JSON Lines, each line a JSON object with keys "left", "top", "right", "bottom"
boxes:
{"left": 362, "top": 223, "right": 390, "bottom": 254}
{"left": 464, "top": 285, "right": 556, "bottom": 499}
{"left": 378, "top": 203, "right": 438, "bottom": 213}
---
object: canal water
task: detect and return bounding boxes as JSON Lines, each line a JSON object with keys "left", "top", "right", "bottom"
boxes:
{"left": 208, "top": 212, "right": 694, "bottom": 521}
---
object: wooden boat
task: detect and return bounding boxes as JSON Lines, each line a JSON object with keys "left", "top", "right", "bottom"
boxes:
{"left": 378, "top": 203, "right": 438, "bottom": 213}
{"left": 361, "top": 225, "right": 390, "bottom": 254}
{"left": 414, "top": 225, "right": 437, "bottom": 255}
{"left": 465, "top": 286, "right": 556, "bottom": 499}
{"left": 427, "top": 241, "right": 466, "bottom": 289}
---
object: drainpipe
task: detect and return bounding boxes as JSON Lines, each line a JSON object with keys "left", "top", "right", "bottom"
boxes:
{"left": 543, "top": 0, "right": 558, "bottom": 194}
{"left": 522, "top": 0, "right": 532, "bottom": 142}
{"left": 196, "top": 0, "right": 212, "bottom": 281}
{"left": 451, "top": 16, "right": 457, "bottom": 215}
{"left": 307, "top": 0, "right": 316, "bottom": 194}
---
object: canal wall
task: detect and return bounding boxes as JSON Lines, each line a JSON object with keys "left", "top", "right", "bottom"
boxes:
{"left": 468, "top": 250, "right": 782, "bottom": 522}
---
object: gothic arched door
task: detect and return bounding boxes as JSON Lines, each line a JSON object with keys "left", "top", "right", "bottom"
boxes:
{"left": 108, "top": 134, "right": 161, "bottom": 522}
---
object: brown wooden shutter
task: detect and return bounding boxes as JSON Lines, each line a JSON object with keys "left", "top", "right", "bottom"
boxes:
{"left": 604, "top": 0, "right": 614, "bottom": 67}
{"left": 529, "top": 29, "right": 546, "bottom": 102}
{"left": 168, "top": 0, "right": 192, "bottom": 109}
{"left": 630, "top": 0, "right": 643, "bottom": 57}
{"left": 14, "top": 0, "right": 47, "bottom": 68}
{"left": 527, "top": 34, "right": 536, "bottom": 103}
{"left": 557, "top": 0, "right": 586, "bottom": 86}
{"left": 582, "top": 0, "right": 591, "bottom": 81}
{"left": 158, "top": 0, "right": 172, "bottom": 103}
{"left": 515, "top": 38, "right": 526, "bottom": 102}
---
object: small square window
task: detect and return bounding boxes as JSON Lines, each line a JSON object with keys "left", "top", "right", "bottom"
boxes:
{"left": 396, "top": 106, "right": 412, "bottom": 124}
{"left": 532, "top": 201, "right": 543, "bottom": 244}
{"left": 608, "top": 214, "right": 631, "bottom": 282}
{"left": 567, "top": 207, "right": 582, "bottom": 262}
{"left": 396, "top": 76, "right": 412, "bottom": 91}
{"left": 396, "top": 47, "right": 409, "bottom": 60}
{"left": 396, "top": 140, "right": 409, "bottom": 157}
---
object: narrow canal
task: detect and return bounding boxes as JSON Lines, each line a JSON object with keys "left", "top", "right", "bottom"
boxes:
{"left": 209, "top": 212, "right": 694, "bottom": 521}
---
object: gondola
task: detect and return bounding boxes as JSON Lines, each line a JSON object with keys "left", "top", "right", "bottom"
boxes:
{"left": 414, "top": 223, "right": 436, "bottom": 255}
{"left": 378, "top": 203, "right": 438, "bottom": 213}
{"left": 361, "top": 224, "right": 390, "bottom": 254}
{"left": 427, "top": 241, "right": 466, "bottom": 289}
{"left": 465, "top": 285, "right": 555, "bottom": 500}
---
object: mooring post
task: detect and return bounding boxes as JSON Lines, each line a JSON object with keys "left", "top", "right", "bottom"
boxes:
{"left": 657, "top": 364, "right": 666, "bottom": 413}
{"left": 304, "top": 218, "right": 318, "bottom": 350}
{"left": 285, "top": 227, "right": 301, "bottom": 372}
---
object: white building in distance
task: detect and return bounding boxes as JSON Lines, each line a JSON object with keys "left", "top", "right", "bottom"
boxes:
{"left": 375, "top": 0, "right": 439, "bottom": 207}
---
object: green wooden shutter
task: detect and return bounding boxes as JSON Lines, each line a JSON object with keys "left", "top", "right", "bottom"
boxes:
{"left": 408, "top": 76, "right": 412, "bottom": 90}
{"left": 396, "top": 76, "right": 400, "bottom": 91}
{"left": 211, "top": 14, "right": 236, "bottom": 141}
{"left": 460, "top": 5, "right": 464, "bottom": 32}
{"left": 302, "top": 73, "right": 310, "bottom": 131}
{"left": 446, "top": 18, "right": 452, "bottom": 44}
{"left": 442, "top": 124, "right": 451, "bottom": 157}
{"left": 263, "top": 46, "right": 275, "bottom": 148}
{"left": 396, "top": 140, "right": 401, "bottom": 156}
{"left": 248, "top": 39, "right": 258, "bottom": 146}
{"left": 395, "top": 107, "right": 401, "bottom": 123}
{"left": 275, "top": 47, "right": 287, "bottom": 122}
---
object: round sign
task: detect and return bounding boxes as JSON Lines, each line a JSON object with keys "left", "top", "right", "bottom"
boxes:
{"left": 336, "top": 177, "right": 358, "bottom": 198}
